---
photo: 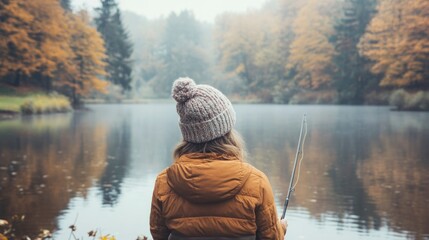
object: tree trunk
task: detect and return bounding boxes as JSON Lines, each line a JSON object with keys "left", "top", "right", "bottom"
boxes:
{"left": 14, "top": 71, "right": 21, "bottom": 87}
{"left": 44, "top": 76, "right": 52, "bottom": 93}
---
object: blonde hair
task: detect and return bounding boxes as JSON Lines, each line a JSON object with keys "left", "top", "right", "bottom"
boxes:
{"left": 173, "top": 129, "right": 247, "bottom": 161}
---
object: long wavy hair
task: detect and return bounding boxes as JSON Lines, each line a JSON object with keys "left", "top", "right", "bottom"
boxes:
{"left": 173, "top": 129, "right": 247, "bottom": 161}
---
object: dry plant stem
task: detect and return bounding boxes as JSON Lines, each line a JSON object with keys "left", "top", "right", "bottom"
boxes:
{"left": 68, "top": 213, "right": 79, "bottom": 240}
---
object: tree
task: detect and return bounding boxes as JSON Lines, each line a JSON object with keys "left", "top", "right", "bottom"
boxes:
{"left": 95, "top": 0, "right": 133, "bottom": 92}
{"left": 59, "top": 11, "right": 108, "bottom": 106}
{"left": 0, "top": 0, "right": 74, "bottom": 90}
{"left": 26, "top": 0, "right": 76, "bottom": 92}
{"left": 286, "top": 0, "right": 337, "bottom": 90}
{"left": 0, "top": 0, "right": 40, "bottom": 86}
{"left": 151, "top": 11, "right": 210, "bottom": 96}
{"left": 0, "top": 0, "right": 108, "bottom": 104}
{"left": 359, "top": 0, "right": 429, "bottom": 89}
{"left": 264, "top": 0, "right": 307, "bottom": 103}
{"left": 121, "top": 11, "right": 164, "bottom": 97}
{"left": 215, "top": 10, "right": 284, "bottom": 99}
{"left": 331, "top": 0, "right": 377, "bottom": 104}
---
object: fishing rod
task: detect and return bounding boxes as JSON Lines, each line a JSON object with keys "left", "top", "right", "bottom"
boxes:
{"left": 281, "top": 114, "right": 307, "bottom": 220}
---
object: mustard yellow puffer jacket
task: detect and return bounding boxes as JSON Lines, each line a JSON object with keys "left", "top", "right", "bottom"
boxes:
{"left": 150, "top": 153, "right": 286, "bottom": 240}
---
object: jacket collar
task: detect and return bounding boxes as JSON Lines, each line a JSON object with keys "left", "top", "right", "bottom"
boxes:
{"left": 178, "top": 152, "right": 238, "bottom": 161}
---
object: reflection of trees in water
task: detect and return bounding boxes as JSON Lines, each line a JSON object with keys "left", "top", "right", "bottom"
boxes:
{"left": 237, "top": 105, "right": 300, "bottom": 196}
{"left": 239, "top": 109, "right": 348, "bottom": 219}
{"left": 328, "top": 110, "right": 382, "bottom": 231}
{"left": 0, "top": 113, "right": 108, "bottom": 238}
{"left": 1, "top": 106, "right": 427, "bottom": 239}
{"left": 98, "top": 115, "right": 132, "bottom": 206}
{"left": 356, "top": 112, "right": 429, "bottom": 240}
{"left": 241, "top": 106, "right": 429, "bottom": 238}
{"left": 279, "top": 128, "right": 350, "bottom": 220}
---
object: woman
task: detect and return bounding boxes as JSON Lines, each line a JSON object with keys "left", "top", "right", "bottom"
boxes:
{"left": 150, "top": 77, "right": 287, "bottom": 240}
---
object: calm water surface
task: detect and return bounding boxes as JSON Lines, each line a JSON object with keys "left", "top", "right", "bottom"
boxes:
{"left": 0, "top": 104, "right": 428, "bottom": 240}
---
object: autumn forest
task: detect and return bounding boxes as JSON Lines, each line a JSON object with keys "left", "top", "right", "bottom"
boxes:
{"left": 0, "top": 1, "right": 429, "bottom": 239}
{"left": 0, "top": 0, "right": 428, "bottom": 110}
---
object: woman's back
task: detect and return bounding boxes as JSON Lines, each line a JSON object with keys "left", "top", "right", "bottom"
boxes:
{"left": 151, "top": 153, "right": 284, "bottom": 239}
{"left": 150, "top": 78, "right": 286, "bottom": 240}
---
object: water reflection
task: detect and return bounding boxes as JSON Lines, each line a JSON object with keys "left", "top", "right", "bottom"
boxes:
{"left": 99, "top": 117, "right": 132, "bottom": 206}
{"left": 0, "top": 105, "right": 428, "bottom": 240}
{"left": 0, "top": 113, "right": 108, "bottom": 235}
{"left": 238, "top": 105, "right": 429, "bottom": 240}
{"left": 357, "top": 111, "right": 429, "bottom": 240}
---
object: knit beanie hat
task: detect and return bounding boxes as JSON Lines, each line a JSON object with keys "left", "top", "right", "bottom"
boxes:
{"left": 172, "top": 77, "right": 236, "bottom": 143}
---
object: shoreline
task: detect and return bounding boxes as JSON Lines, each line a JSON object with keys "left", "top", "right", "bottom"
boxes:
{"left": 82, "top": 98, "right": 174, "bottom": 104}
{"left": 1, "top": 101, "right": 426, "bottom": 122}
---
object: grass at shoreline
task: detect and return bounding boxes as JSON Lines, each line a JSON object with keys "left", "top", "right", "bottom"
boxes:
{"left": 0, "top": 95, "right": 29, "bottom": 112}
{"left": 0, "top": 86, "right": 72, "bottom": 114}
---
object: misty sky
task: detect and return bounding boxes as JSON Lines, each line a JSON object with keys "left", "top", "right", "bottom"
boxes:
{"left": 72, "top": 0, "right": 268, "bottom": 23}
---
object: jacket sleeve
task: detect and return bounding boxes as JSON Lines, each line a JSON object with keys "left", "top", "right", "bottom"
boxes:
{"left": 255, "top": 174, "right": 286, "bottom": 240}
{"left": 150, "top": 176, "right": 171, "bottom": 240}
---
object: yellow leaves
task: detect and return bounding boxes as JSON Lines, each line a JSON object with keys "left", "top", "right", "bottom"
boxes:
{"left": 100, "top": 235, "right": 116, "bottom": 240}
{"left": 287, "top": 0, "right": 337, "bottom": 89}
{"left": 216, "top": 0, "right": 340, "bottom": 91}
{"left": 0, "top": 233, "right": 7, "bottom": 240}
{"left": 360, "top": 0, "right": 429, "bottom": 88}
{"left": 20, "top": 94, "right": 72, "bottom": 114}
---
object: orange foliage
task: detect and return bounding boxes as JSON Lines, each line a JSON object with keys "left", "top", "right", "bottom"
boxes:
{"left": 0, "top": 0, "right": 108, "bottom": 97}
{"left": 24, "top": 0, "right": 73, "bottom": 78}
{"left": 359, "top": 0, "right": 429, "bottom": 88}
{"left": 0, "top": 0, "right": 40, "bottom": 76}
{"left": 62, "top": 10, "right": 108, "bottom": 96}
{"left": 286, "top": 0, "right": 337, "bottom": 90}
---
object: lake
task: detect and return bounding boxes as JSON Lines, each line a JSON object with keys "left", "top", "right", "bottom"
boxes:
{"left": 0, "top": 104, "right": 428, "bottom": 240}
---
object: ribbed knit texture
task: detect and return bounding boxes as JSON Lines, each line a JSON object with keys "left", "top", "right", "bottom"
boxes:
{"left": 172, "top": 77, "right": 236, "bottom": 143}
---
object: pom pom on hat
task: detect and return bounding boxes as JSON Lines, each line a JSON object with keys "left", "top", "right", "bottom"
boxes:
{"left": 172, "top": 77, "right": 196, "bottom": 103}
{"left": 171, "top": 77, "right": 236, "bottom": 143}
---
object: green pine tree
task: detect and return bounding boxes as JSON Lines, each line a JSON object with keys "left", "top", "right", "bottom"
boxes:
{"left": 95, "top": 0, "right": 133, "bottom": 92}
{"left": 331, "top": 0, "right": 377, "bottom": 104}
